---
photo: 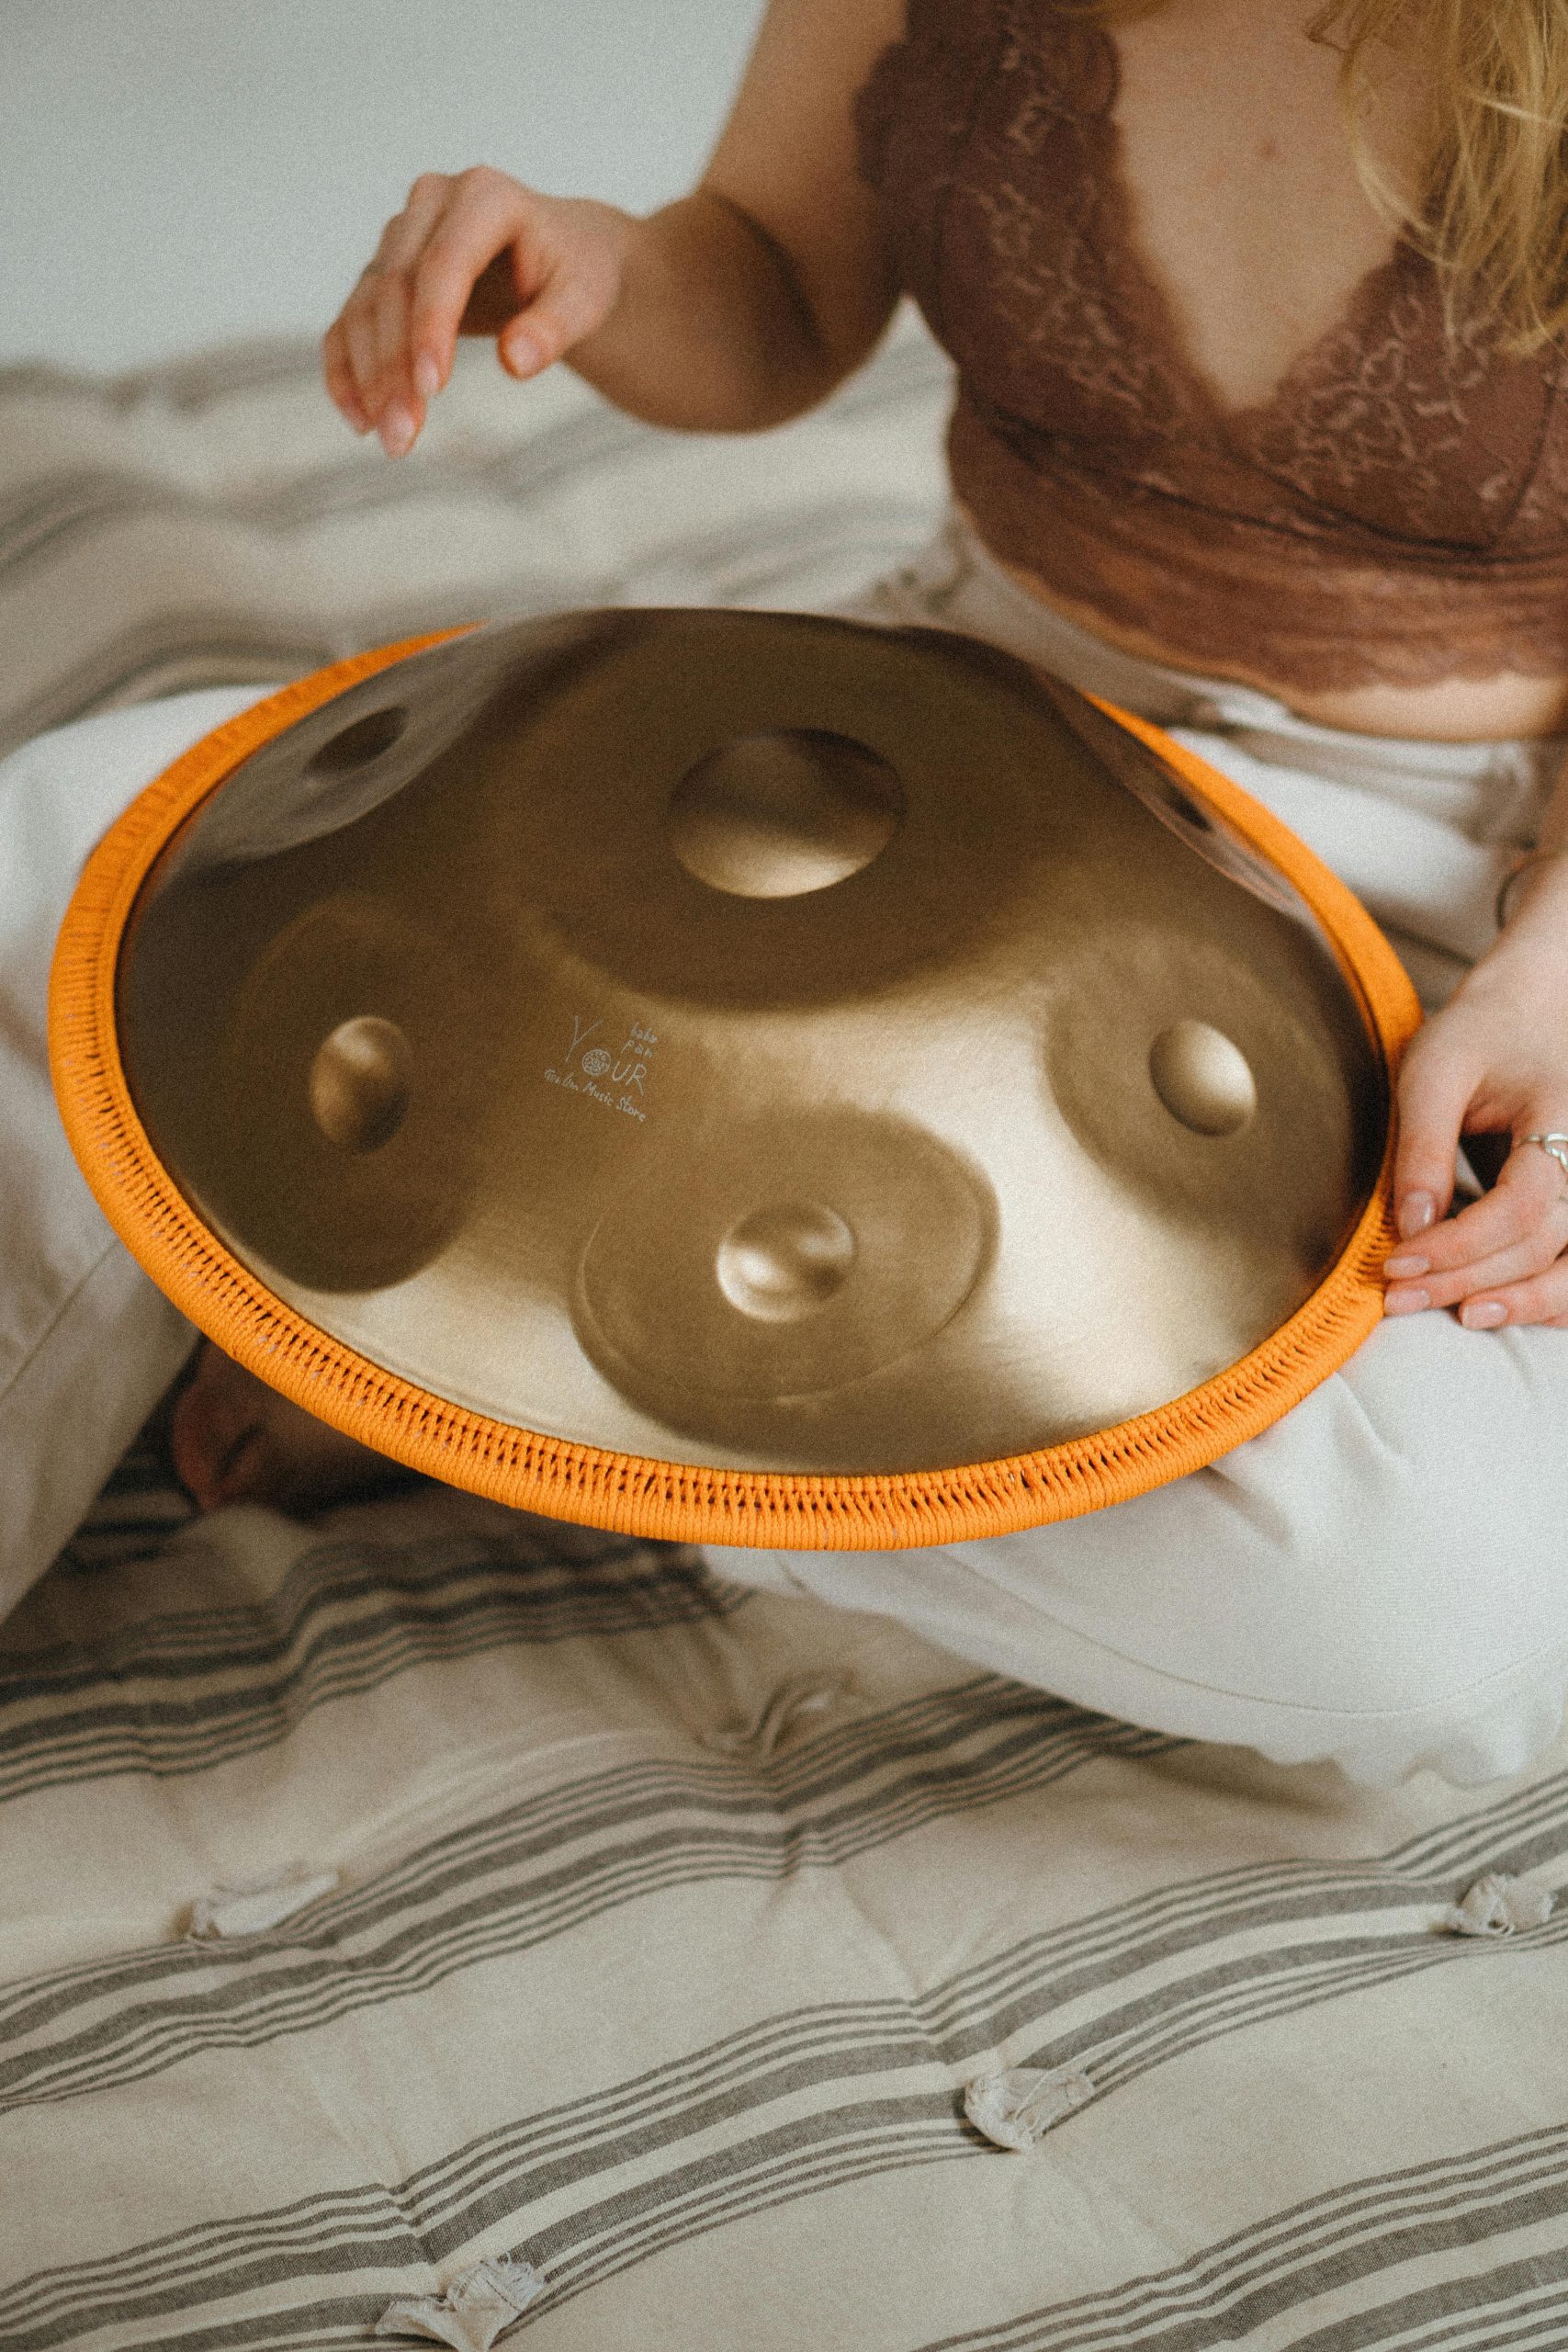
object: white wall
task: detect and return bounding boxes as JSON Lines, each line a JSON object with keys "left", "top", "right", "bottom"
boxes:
{"left": 0, "top": 0, "right": 766, "bottom": 372}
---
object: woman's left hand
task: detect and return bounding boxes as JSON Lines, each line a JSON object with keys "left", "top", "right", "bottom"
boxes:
{"left": 1384, "top": 915, "right": 1568, "bottom": 1329}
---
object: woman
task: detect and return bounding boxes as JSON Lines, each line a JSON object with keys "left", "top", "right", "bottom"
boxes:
{"left": 182, "top": 0, "right": 1568, "bottom": 1783}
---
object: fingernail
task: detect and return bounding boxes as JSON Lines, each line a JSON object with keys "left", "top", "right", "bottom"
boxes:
{"left": 1383, "top": 1287, "right": 1429, "bottom": 1317}
{"left": 1461, "top": 1299, "right": 1507, "bottom": 1330}
{"left": 413, "top": 353, "right": 439, "bottom": 401}
{"left": 1397, "top": 1192, "right": 1435, "bottom": 1240}
{"left": 1383, "top": 1253, "right": 1430, "bottom": 1278}
{"left": 504, "top": 330, "right": 542, "bottom": 374}
{"left": 379, "top": 403, "right": 415, "bottom": 458}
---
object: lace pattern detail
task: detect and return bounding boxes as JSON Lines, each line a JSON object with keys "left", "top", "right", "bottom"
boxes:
{"left": 856, "top": 0, "right": 1568, "bottom": 688}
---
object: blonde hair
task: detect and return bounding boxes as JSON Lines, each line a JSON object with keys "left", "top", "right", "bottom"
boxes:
{"left": 1077, "top": 0, "right": 1568, "bottom": 354}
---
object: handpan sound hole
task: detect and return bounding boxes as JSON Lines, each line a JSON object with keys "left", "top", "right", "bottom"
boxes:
{"left": 668, "top": 729, "right": 903, "bottom": 898}
{"left": 308, "top": 1016, "right": 413, "bottom": 1152}
{"left": 307, "top": 705, "right": 409, "bottom": 775}
{"left": 716, "top": 1202, "right": 857, "bottom": 1322}
{"left": 1149, "top": 1020, "right": 1257, "bottom": 1136}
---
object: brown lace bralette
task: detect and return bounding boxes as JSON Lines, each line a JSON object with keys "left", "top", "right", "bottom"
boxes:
{"left": 855, "top": 0, "right": 1568, "bottom": 691}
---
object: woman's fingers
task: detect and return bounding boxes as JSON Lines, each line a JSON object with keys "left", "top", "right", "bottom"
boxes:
{"left": 368, "top": 273, "right": 420, "bottom": 450}
{"left": 321, "top": 323, "right": 369, "bottom": 434}
{"left": 1383, "top": 1134, "right": 1568, "bottom": 1321}
{"left": 1450, "top": 1253, "right": 1568, "bottom": 1332}
{"left": 337, "top": 290, "right": 382, "bottom": 425}
{"left": 406, "top": 168, "right": 537, "bottom": 398}
{"left": 1386, "top": 1133, "right": 1562, "bottom": 1274}
{"left": 1385, "top": 1014, "right": 1568, "bottom": 1325}
{"left": 323, "top": 169, "right": 630, "bottom": 451}
{"left": 323, "top": 170, "right": 628, "bottom": 453}
{"left": 323, "top": 171, "right": 498, "bottom": 446}
{"left": 375, "top": 172, "right": 451, "bottom": 276}
{"left": 362, "top": 175, "right": 453, "bottom": 438}
{"left": 497, "top": 243, "right": 622, "bottom": 379}
{"left": 1384, "top": 1189, "right": 1568, "bottom": 1315}
{"left": 1389, "top": 1028, "right": 1474, "bottom": 1243}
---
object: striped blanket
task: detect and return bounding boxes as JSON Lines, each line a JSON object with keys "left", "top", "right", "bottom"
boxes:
{"left": 4, "top": 327, "right": 1568, "bottom": 2349}
{"left": 6, "top": 1452, "right": 1568, "bottom": 2348}
{"left": 0, "top": 315, "right": 949, "bottom": 758}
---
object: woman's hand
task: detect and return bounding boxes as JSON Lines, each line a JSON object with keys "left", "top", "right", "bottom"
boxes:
{"left": 322, "top": 167, "right": 632, "bottom": 457}
{"left": 1384, "top": 910, "right": 1568, "bottom": 1329}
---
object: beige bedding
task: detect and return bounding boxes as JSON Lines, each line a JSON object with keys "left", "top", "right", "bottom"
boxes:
{"left": 4, "top": 1449, "right": 1568, "bottom": 2347}
{"left": 4, "top": 325, "right": 1568, "bottom": 2349}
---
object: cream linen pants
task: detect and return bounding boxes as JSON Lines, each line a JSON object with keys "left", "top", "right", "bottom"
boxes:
{"left": 708, "top": 518, "right": 1568, "bottom": 1787}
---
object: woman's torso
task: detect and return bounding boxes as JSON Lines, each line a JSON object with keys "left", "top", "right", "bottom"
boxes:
{"left": 855, "top": 0, "right": 1568, "bottom": 739}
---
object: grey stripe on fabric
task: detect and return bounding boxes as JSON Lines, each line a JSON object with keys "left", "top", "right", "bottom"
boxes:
{"left": 0, "top": 1690, "right": 1164, "bottom": 2107}
{"left": 0, "top": 1710, "right": 1137, "bottom": 2099}
{"left": 1, "top": 1722, "right": 1553, "bottom": 2129}
{"left": 1378, "top": 1771, "right": 1568, "bottom": 1882}
{"left": 4, "top": 1684, "right": 1560, "bottom": 2119}
{"left": 0, "top": 337, "right": 344, "bottom": 413}
{"left": 47, "top": 1464, "right": 194, "bottom": 1574}
{"left": 0, "top": 503, "right": 908, "bottom": 753}
{"left": 0, "top": 628, "right": 332, "bottom": 759}
{"left": 0, "top": 438, "right": 854, "bottom": 597}
{"left": 0, "top": 1535, "right": 751, "bottom": 1803}
{"left": 908, "top": 2131, "right": 1568, "bottom": 2351}
{"left": 7, "top": 1532, "right": 715, "bottom": 1688}
{"left": 8, "top": 2117, "right": 1568, "bottom": 2351}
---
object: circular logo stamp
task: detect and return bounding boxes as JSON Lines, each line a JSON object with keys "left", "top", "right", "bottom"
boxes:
{"left": 580, "top": 1046, "right": 612, "bottom": 1079}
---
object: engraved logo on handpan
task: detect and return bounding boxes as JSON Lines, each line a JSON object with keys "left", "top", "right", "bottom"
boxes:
{"left": 544, "top": 1012, "right": 657, "bottom": 1124}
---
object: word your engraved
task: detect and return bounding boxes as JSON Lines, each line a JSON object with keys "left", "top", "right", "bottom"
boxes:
{"left": 544, "top": 1013, "right": 658, "bottom": 1123}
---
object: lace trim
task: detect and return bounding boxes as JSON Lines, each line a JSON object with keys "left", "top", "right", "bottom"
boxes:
{"left": 856, "top": 0, "right": 1568, "bottom": 688}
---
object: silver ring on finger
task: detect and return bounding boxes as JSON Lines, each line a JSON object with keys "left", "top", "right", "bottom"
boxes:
{"left": 1517, "top": 1131, "right": 1568, "bottom": 1204}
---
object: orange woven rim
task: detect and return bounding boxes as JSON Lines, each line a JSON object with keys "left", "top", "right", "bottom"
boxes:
{"left": 49, "top": 632, "right": 1422, "bottom": 1550}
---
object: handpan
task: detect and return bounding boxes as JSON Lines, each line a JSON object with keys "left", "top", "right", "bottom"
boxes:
{"left": 50, "top": 610, "right": 1420, "bottom": 1546}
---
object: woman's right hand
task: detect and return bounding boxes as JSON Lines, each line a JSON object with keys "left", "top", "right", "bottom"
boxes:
{"left": 322, "top": 167, "right": 632, "bottom": 456}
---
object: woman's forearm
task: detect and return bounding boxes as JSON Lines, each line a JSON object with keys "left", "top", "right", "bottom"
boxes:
{"left": 323, "top": 163, "right": 891, "bottom": 456}
{"left": 566, "top": 191, "right": 849, "bottom": 433}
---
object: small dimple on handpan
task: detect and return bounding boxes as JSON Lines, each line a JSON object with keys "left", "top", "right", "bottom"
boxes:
{"left": 1148, "top": 1019, "right": 1258, "bottom": 1136}
{"left": 307, "top": 1016, "right": 413, "bottom": 1153}
{"left": 716, "top": 1202, "right": 858, "bottom": 1322}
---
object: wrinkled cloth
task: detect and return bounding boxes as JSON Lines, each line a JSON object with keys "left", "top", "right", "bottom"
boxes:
{"left": 0, "top": 691, "right": 265, "bottom": 1623}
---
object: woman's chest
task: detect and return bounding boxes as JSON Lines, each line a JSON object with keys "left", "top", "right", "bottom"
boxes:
{"left": 862, "top": 0, "right": 1561, "bottom": 548}
{"left": 1107, "top": 0, "right": 1424, "bottom": 415}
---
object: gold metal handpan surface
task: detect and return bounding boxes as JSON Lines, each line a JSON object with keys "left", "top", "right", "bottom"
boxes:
{"left": 113, "top": 608, "right": 1388, "bottom": 1476}
{"left": 573, "top": 1107, "right": 998, "bottom": 1464}
{"left": 667, "top": 729, "right": 904, "bottom": 897}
